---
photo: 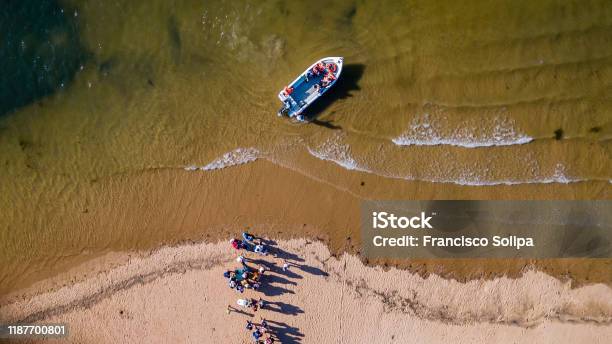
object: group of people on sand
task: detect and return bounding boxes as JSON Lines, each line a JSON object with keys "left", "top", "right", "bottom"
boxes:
{"left": 224, "top": 256, "right": 264, "bottom": 293}
{"left": 230, "top": 232, "right": 269, "bottom": 255}
{"left": 247, "top": 319, "right": 275, "bottom": 344}
{"left": 225, "top": 231, "right": 278, "bottom": 343}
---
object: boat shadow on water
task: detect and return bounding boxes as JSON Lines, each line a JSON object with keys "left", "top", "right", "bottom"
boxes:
{"left": 303, "top": 63, "right": 365, "bottom": 128}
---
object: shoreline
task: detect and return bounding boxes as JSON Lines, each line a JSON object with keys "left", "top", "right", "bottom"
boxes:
{"left": 2, "top": 242, "right": 611, "bottom": 314}
{"left": 1, "top": 159, "right": 611, "bottom": 296}
{"left": 1, "top": 239, "right": 610, "bottom": 343}
{"left": 2, "top": 238, "right": 611, "bottom": 309}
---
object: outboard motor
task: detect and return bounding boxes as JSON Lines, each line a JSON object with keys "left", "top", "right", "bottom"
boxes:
{"left": 277, "top": 100, "right": 290, "bottom": 117}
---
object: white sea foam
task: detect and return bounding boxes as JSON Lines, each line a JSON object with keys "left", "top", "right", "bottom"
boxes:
{"left": 307, "top": 137, "right": 584, "bottom": 186}
{"left": 185, "top": 147, "right": 259, "bottom": 171}
{"left": 392, "top": 114, "right": 533, "bottom": 148}
{"left": 306, "top": 136, "right": 366, "bottom": 172}
{"left": 189, "top": 141, "right": 586, "bottom": 187}
{"left": 434, "top": 163, "right": 584, "bottom": 186}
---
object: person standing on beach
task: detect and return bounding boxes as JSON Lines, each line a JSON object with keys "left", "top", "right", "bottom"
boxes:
{"left": 257, "top": 298, "right": 265, "bottom": 309}
{"left": 254, "top": 244, "right": 268, "bottom": 255}
{"left": 230, "top": 238, "right": 244, "bottom": 250}
{"left": 237, "top": 298, "right": 250, "bottom": 308}
{"left": 252, "top": 329, "right": 262, "bottom": 341}
{"left": 242, "top": 231, "right": 256, "bottom": 243}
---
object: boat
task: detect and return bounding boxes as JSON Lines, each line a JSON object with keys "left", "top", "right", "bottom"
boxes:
{"left": 277, "top": 57, "right": 343, "bottom": 121}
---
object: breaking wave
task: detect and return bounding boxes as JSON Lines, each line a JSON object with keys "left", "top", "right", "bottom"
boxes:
{"left": 307, "top": 137, "right": 585, "bottom": 186}
{"left": 184, "top": 147, "right": 260, "bottom": 171}
{"left": 446, "top": 164, "right": 585, "bottom": 186}
{"left": 306, "top": 139, "right": 363, "bottom": 172}
{"left": 392, "top": 114, "right": 533, "bottom": 148}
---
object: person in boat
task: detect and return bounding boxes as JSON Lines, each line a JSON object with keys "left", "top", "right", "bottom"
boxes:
{"left": 327, "top": 62, "right": 338, "bottom": 73}
{"left": 319, "top": 72, "right": 337, "bottom": 91}
{"left": 278, "top": 88, "right": 292, "bottom": 117}
{"left": 282, "top": 86, "right": 294, "bottom": 96}
{"left": 306, "top": 62, "right": 327, "bottom": 82}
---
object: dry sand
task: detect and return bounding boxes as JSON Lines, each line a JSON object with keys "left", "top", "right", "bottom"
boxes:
{"left": 1, "top": 239, "right": 610, "bottom": 343}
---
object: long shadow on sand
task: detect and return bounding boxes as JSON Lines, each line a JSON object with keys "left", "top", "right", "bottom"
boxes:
{"left": 297, "top": 264, "right": 329, "bottom": 277}
{"left": 302, "top": 63, "right": 365, "bottom": 123}
{"left": 258, "top": 274, "right": 297, "bottom": 297}
{"left": 228, "top": 306, "right": 254, "bottom": 317}
{"left": 267, "top": 319, "right": 305, "bottom": 344}
{"left": 278, "top": 268, "right": 302, "bottom": 280}
{"left": 280, "top": 260, "right": 329, "bottom": 278}
{"left": 273, "top": 248, "right": 305, "bottom": 263}
{"left": 265, "top": 301, "right": 304, "bottom": 316}
{"left": 259, "top": 284, "right": 295, "bottom": 297}
{"left": 266, "top": 274, "right": 298, "bottom": 287}
{"left": 248, "top": 259, "right": 303, "bottom": 280}
{"left": 241, "top": 239, "right": 332, "bottom": 342}
{"left": 259, "top": 238, "right": 278, "bottom": 246}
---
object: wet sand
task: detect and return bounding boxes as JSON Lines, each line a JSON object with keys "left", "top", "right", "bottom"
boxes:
{"left": 1, "top": 159, "right": 610, "bottom": 296}
{"left": 1, "top": 240, "right": 610, "bottom": 343}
